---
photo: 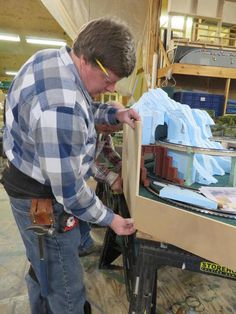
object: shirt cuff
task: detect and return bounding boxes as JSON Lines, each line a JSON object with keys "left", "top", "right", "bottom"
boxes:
{"left": 97, "top": 206, "right": 115, "bottom": 226}
{"left": 107, "top": 107, "right": 119, "bottom": 124}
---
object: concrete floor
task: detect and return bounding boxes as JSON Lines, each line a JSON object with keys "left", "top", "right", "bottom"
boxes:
{"left": 0, "top": 185, "right": 30, "bottom": 314}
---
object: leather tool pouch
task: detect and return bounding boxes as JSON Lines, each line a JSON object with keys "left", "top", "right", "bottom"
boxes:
{"left": 30, "top": 199, "right": 54, "bottom": 226}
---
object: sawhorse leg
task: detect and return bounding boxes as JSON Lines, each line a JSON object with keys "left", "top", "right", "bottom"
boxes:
{"left": 99, "top": 192, "right": 136, "bottom": 300}
{"left": 98, "top": 227, "right": 122, "bottom": 269}
{"left": 129, "top": 247, "right": 157, "bottom": 314}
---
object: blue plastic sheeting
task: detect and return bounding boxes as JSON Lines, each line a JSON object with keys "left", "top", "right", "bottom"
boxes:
{"left": 132, "top": 88, "right": 231, "bottom": 185}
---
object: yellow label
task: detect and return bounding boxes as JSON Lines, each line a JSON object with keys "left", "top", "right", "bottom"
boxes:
{"left": 200, "top": 262, "right": 236, "bottom": 278}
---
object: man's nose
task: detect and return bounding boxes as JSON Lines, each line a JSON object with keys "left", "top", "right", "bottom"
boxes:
{"left": 105, "top": 83, "right": 116, "bottom": 93}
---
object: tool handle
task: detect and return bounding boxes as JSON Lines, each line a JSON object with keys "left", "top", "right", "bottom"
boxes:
{"left": 38, "top": 235, "right": 48, "bottom": 297}
{"left": 40, "top": 259, "right": 48, "bottom": 297}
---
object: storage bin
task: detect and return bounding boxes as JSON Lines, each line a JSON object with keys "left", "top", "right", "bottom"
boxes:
{"left": 174, "top": 91, "right": 224, "bottom": 116}
{"left": 226, "top": 99, "right": 236, "bottom": 114}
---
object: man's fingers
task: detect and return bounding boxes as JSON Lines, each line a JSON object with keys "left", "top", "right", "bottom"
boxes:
{"left": 125, "top": 218, "right": 134, "bottom": 225}
{"left": 127, "top": 109, "right": 141, "bottom": 129}
{"left": 128, "top": 108, "right": 141, "bottom": 121}
{"left": 115, "top": 108, "right": 141, "bottom": 128}
{"left": 127, "top": 119, "right": 135, "bottom": 129}
{"left": 123, "top": 218, "right": 136, "bottom": 235}
{"left": 121, "top": 226, "right": 136, "bottom": 236}
{"left": 110, "top": 215, "right": 136, "bottom": 235}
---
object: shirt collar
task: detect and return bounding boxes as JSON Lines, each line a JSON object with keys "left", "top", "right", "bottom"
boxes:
{"left": 59, "top": 46, "right": 92, "bottom": 104}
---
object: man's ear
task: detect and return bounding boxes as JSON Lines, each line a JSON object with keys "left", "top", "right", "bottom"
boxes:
{"left": 80, "top": 55, "right": 87, "bottom": 66}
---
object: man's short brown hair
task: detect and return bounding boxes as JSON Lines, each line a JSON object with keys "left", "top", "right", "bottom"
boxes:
{"left": 72, "top": 18, "right": 136, "bottom": 78}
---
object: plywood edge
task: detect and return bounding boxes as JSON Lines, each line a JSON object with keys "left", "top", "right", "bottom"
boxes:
{"left": 122, "top": 122, "right": 142, "bottom": 216}
{"left": 134, "top": 194, "right": 236, "bottom": 270}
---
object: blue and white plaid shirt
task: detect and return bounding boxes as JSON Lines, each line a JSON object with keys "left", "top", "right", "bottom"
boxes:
{"left": 3, "top": 46, "right": 118, "bottom": 226}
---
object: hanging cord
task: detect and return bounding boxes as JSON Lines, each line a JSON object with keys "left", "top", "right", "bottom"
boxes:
{"left": 161, "top": 37, "right": 182, "bottom": 88}
{"left": 161, "top": 73, "right": 176, "bottom": 88}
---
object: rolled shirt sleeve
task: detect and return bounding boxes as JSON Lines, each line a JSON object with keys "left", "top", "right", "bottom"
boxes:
{"left": 92, "top": 102, "right": 119, "bottom": 125}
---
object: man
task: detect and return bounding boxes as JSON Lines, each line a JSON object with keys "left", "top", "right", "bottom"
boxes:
{"left": 3, "top": 18, "right": 140, "bottom": 314}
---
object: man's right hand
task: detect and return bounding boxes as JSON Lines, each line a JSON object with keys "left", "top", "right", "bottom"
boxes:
{"left": 109, "top": 214, "right": 136, "bottom": 235}
{"left": 115, "top": 108, "right": 141, "bottom": 129}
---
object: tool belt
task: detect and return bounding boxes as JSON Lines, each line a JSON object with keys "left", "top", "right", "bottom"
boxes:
{"left": 30, "top": 198, "right": 54, "bottom": 226}
{"left": 29, "top": 198, "right": 78, "bottom": 232}
{"left": 2, "top": 162, "right": 54, "bottom": 199}
{"left": 3, "top": 162, "right": 78, "bottom": 232}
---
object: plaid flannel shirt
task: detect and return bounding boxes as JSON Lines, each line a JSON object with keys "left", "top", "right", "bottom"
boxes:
{"left": 93, "top": 134, "right": 122, "bottom": 186}
{"left": 3, "top": 46, "right": 119, "bottom": 226}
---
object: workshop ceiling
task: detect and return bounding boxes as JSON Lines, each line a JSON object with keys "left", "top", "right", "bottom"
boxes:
{"left": 0, "top": 0, "right": 72, "bottom": 81}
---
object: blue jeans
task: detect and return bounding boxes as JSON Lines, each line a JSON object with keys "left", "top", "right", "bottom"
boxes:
{"left": 79, "top": 221, "right": 94, "bottom": 253}
{"left": 10, "top": 197, "right": 87, "bottom": 314}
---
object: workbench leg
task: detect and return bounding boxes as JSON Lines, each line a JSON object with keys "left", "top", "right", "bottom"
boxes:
{"left": 98, "top": 228, "right": 122, "bottom": 269}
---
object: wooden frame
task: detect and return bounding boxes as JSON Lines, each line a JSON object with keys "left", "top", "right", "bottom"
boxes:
{"left": 122, "top": 122, "right": 236, "bottom": 271}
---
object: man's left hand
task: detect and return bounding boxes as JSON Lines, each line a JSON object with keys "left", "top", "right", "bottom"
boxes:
{"left": 115, "top": 108, "right": 141, "bottom": 129}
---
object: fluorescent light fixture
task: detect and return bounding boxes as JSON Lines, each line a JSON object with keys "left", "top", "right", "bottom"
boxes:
{"left": 5, "top": 71, "right": 18, "bottom": 76}
{"left": 160, "top": 15, "right": 168, "bottom": 28}
{"left": 186, "top": 17, "right": 193, "bottom": 28}
{"left": 171, "top": 16, "right": 184, "bottom": 30}
{"left": 0, "top": 34, "right": 20, "bottom": 42}
{"left": 26, "top": 37, "right": 66, "bottom": 46}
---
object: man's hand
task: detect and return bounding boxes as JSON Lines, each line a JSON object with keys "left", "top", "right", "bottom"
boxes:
{"left": 109, "top": 214, "right": 136, "bottom": 236}
{"left": 111, "top": 176, "right": 123, "bottom": 193}
{"left": 115, "top": 108, "right": 141, "bottom": 129}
